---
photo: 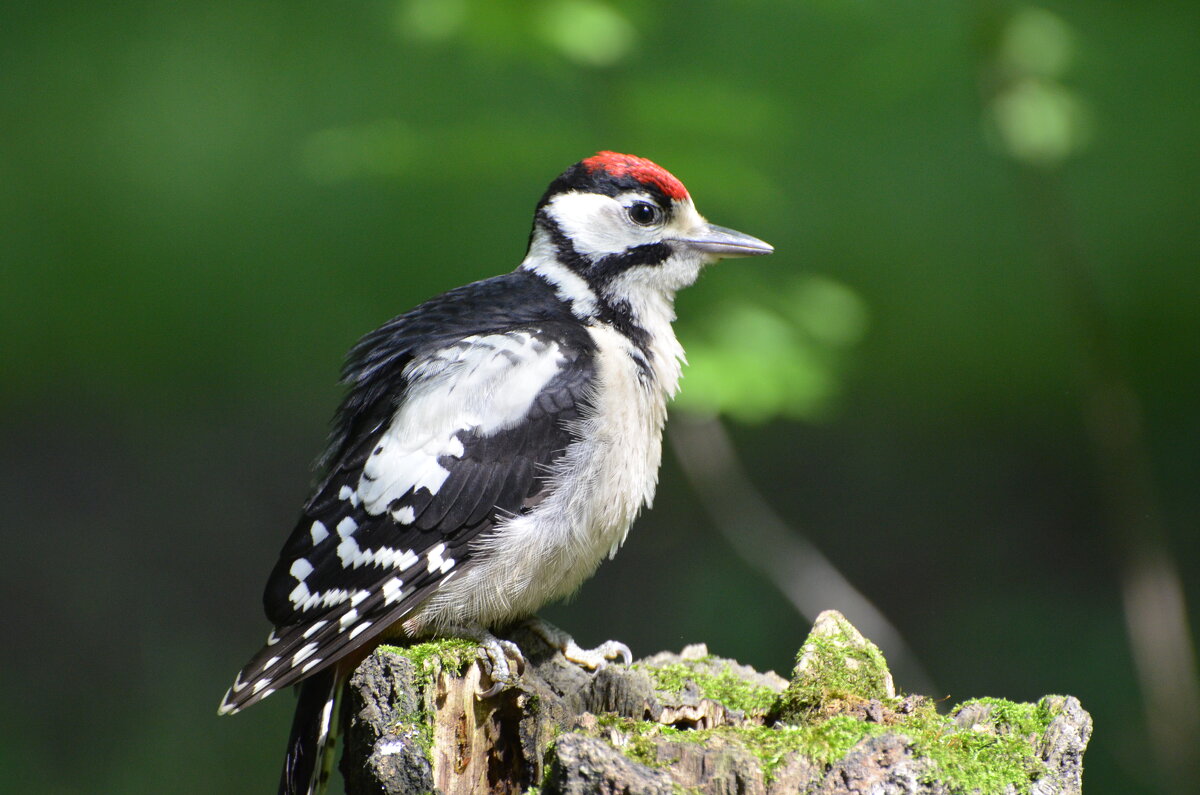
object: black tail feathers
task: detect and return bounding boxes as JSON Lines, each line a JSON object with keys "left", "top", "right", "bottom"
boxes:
{"left": 278, "top": 669, "right": 343, "bottom": 795}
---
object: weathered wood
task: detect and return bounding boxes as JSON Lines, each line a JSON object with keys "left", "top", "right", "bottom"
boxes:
{"left": 340, "top": 612, "right": 1092, "bottom": 794}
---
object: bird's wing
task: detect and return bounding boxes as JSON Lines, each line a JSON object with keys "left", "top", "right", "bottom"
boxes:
{"left": 220, "top": 312, "right": 595, "bottom": 715}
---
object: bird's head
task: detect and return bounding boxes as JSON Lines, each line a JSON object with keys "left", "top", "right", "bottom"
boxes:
{"left": 523, "top": 152, "right": 772, "bottom": 318}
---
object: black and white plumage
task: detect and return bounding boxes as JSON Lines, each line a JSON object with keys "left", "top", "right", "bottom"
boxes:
{"left": 219, "top": 152, "right": 772, "bottom": 794}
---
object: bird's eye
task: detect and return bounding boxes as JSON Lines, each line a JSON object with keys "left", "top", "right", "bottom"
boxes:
{"left": 626, "top": 201, "right": 662, "bottom": 226}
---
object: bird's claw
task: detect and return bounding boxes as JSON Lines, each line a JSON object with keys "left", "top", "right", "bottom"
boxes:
{"left": 562, "top": 638, "right": 632, "bottom": 670}
{"left": 523, "top": 616, "right": 632, "bottom": 671}
{"left": 476, "top": 636, "right": 525, "bottom": 699}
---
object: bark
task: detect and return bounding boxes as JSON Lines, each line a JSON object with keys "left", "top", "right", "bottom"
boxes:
{"left": 339, "top": 611, "right": 1092, "bottom": 794}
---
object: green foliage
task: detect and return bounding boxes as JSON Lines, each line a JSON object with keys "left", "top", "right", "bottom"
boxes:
{"left": 2, "top": 2, "right": 1194, "bottom": 794}
{"left": 675, "top": 275, "right": 868, "bottom": 422}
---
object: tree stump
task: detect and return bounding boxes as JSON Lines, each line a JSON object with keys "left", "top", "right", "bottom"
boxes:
{"left": 339, "top": 610, "right": 1092, "bottom": 794}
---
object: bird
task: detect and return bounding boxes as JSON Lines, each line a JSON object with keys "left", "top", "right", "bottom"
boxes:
{"left": 218, "top": 151, "right": 773, "bottom": 794}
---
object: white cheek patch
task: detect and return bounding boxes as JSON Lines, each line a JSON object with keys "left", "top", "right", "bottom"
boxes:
{"left": 546, "top": 191, "right": 643, "bottom": 257}
{"left": 355, "top": 331, "right": 565, "bottom": 516}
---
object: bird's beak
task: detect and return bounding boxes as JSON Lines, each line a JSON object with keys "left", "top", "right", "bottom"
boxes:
{"left": 679, "top": 224, "right": 774, "bottom": 259}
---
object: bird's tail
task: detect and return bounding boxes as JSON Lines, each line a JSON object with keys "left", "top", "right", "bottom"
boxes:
{"left": 278, "top": 668, "right": 344, "bottom": 795}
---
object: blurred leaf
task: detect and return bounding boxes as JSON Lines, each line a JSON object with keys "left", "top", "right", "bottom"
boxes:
{"left": 999, "top": 6, "right": 1075, "bottom": 78}
{"left": 982, "top": 6, "right": 1090, "bottom": 167}
{"left": 537, "top": 0, "right": 635, "bottom": 66}
{"left": 396, "top": 0, "right": 469, "bottom": 42}
{"left": 676, "top": 276, "right": 868, "bottom": 423}
{"left": 989, "top": 78, "right": 1090, "bottom": 166}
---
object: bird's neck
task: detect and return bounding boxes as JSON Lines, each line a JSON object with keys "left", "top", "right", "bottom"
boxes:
{"left": 519, "top": 230, "right": 684, "bottom": 385}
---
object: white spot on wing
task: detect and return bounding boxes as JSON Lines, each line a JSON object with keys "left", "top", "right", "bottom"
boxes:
{"left": 339, "top": 608, "right": 359, "bottom": 629}
{"left": 290, "top": 558, "right": 313, "bottom": 581}
{"left": 310, "top": 520, "right": 329, "bottom": 545}
{"left": 337, "top": 534, "right": 420, "bottom": 571}
{"left": 303, "top": 620, "right": 328, "bottom": 638}
{"left": 349, "top": 621, "right": 373, "bottom": 640}
{"left": 427, "top": 542, "right": 456, "bottom": 574}
{"left": 351, "top": 589, "right": 370, "bottom": 607}
{"left": 337, "top": 516, "right": 358, "bottom": 537}
{"left": 261, "top": 656, "right": 281, "bottom": 672}
{"left": 392, "top": 505, "right": 416, "bottom": 525}
{"left": 357, "top": 331, "right": 564, "bottom": 516}
{"left": 301, "top": 658, "right": 323, "bottom": 674}
{"left": 289, "top": 581, "right": 311, "bottom": 607}
{"left": 292, "top": 643, "right": 319, "bottom": 666}
{"left": 338, "top": 484, "right": 361, "bottom": 507}
{"left": 292, "top": 588, "right": 353, "bottom": 612}
{"left": 382, "top": 577, "right": 406, "bottom": 604}
{"left": 252, "top": 678, "right": 273, "bottom": 695}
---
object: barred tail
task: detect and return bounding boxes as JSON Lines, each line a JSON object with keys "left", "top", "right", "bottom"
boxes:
{"left": 278, "top": 669, "right": 343, "bottom": 795}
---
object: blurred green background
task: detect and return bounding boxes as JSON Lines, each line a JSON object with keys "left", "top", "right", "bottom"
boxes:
{"left": 3, "top": 0, "right": 1197, "bottom": 792}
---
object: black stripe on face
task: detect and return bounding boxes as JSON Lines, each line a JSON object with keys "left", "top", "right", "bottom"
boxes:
{"left": 532, "top": 211, "right": 667, "bottom": 372}
{"left": 588, "top": 241, "right": 673, "bottom": 285}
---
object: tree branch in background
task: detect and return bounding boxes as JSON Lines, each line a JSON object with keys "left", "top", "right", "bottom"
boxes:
{"left": 668, "top": 413, "right": 937, "bottom": 697}
{"left": 977, "top": 6, "right": 1200, "bottom": 785}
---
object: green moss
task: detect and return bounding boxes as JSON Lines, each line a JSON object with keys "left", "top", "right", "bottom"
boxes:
{"left": 905, "top": 697, "right": 1054, "bottom": 793}
{"left": 636, "top": 661, "right": 780, "bottom": 715}
{"left": 380, "top": 637, "right": 479, "bottom": 682}
{"left": 593, "top": 689, "right": 1053, "bottom": 792}
{"left": 775, "top": 613, "right": 894, "bottom": 722}
{"left": 593, "top": 715, "right": 880, "bottom": 783}
{"left": 375, "top": 639, "right": 480, "bottom": 755}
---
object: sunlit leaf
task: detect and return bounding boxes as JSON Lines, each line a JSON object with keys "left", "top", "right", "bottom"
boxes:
{"left": 675, "top": 276, "right": 868, "bottom": 423}
{"left": 999, "top": 6, "right": 1074, "bottom": 79}
{"left": 989, "top": 78, "right": 1090, "bottom": 167}
{"left": 396, "top": 0, "right": 468, "bottom": 42}
{"left": 536, "top": 0, "right": 635, "bottom": 67}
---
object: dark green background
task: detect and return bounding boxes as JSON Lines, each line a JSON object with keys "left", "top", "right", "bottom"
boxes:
{"left": 3, "top": 1, "right": 1197, "bottom": 792}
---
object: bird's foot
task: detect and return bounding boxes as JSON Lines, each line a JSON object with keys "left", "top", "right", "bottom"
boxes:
{"left": 522, "top": 616, "right": 632, "bottom": 671}
{"left": 441, "top": 624, "right": 526, "bottom": 698}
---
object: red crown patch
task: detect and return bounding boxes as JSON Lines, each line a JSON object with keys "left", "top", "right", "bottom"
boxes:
{"left": 582, "top": 151, "right": 689, "bottom": 202}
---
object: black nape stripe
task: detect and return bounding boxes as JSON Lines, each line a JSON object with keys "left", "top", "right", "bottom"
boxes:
{"left": 538, "top": 209, "right": 589, "bottom": 273}
{"left": 534, "top": 211, "right": 656, "bottom": 374}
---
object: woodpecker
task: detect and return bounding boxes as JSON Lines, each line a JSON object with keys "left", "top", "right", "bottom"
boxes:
{"left": 219, "top": 152, "right": 772, "bottom": 794}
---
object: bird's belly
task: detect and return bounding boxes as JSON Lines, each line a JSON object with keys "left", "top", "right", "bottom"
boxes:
{"left": 411, "top": 324, "right": 677, "bottom": 632}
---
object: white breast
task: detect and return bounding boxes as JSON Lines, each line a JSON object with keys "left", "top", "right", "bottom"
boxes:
{"left": 412, "top": 309, "right": 685, "bottom": 633}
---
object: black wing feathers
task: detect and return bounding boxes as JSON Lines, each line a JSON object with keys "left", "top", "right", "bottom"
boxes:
{"left": 223, "top": 271, "right": 597, "bottom": 716}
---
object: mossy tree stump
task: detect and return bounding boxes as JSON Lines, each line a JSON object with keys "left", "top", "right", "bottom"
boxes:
{"left": 339, "top": 611, "right": 1091, "bottom": 794}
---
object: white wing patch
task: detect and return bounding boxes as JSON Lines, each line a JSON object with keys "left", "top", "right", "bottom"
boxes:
{"left": 355, "top": 331, "right": 564, "bottom": 517}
